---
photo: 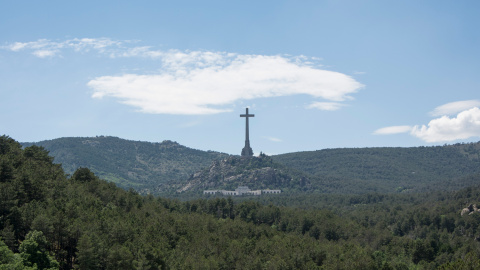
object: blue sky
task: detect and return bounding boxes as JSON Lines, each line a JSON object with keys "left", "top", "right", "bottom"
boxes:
{"left": 1, "top": 1, "right": 480, "bottom": 155}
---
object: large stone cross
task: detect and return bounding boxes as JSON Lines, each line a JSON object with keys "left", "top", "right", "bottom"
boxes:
{"left": 240, "top": 108, "right": 254, "bottom": 157}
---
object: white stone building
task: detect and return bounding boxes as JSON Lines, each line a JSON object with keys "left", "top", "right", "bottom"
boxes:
{"left": 203, "top": 186, "right": 281, "bottom": 196}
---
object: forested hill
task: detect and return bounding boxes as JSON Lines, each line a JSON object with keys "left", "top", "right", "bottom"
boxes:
{"left": 22, "top": 136, "right": 228, "bottom": 193}
{"left": 5, "top": 135, "right": 480, "bottom": 269}
{"left": 22, "top": 137, "right": 480, "bottom": 195}
{"left": 273, "top": 142, "right": 480, "bottom": 193}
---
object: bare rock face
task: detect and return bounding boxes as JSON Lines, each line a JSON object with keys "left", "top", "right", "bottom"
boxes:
{"left": 461, "top": 204, "right": 480, "bottom": 216}
{"left": 177, "top": 155, "right": 310, "bottom": 193}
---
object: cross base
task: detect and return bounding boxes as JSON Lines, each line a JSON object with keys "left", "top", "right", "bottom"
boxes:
{"left": 241, "top": 145, "right": 253, "bottom": 157}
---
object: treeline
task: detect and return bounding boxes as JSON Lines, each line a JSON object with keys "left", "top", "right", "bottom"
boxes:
{"left": 3, "top": 135, "right": 480, "bottom": 269}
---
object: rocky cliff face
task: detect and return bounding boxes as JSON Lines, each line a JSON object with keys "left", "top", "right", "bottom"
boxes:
{"left": 177, "top": 155, "right": 311, "bottom": 193}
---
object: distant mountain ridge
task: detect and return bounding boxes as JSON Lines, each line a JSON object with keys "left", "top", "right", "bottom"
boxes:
{"left": 22, "top": 136, "right": 229, "bottom": 193}
{"left": 272, "top": 142, "right": 480, "bottom": 193}
{"left": 22, "top": 137, "right": 480, "bottom": 195}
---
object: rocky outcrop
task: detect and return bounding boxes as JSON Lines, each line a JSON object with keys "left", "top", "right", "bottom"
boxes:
{"left": 177, "top": 155, "right": 310, "bottom": 193}
{"left": 461, "top": 204, "right": 480, "bottom": 216}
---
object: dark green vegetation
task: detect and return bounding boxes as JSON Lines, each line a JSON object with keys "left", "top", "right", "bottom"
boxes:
{"left": 273, "top": 142, "right": 480, "bottom": 193}
{"left": 22, "top": 136, "right": 228, "bottom": 194}
{"left": 23, "top": 137, "right": 480, "bottom": 196}
{"left": 4, "top": 135, "right": 480, "bottom": 269}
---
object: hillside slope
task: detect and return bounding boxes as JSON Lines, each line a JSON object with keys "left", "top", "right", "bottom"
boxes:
{"left": 22, "top": 136, "right": 228, "bottom": 193}
{"left": 272, "top": 142, "right": 480, "bottom": 193}
{"left": 22, "top": 137, "right": 480, "bottom": 195}
{"left": 7, "top": 135, "right": 480, "bottom": 269}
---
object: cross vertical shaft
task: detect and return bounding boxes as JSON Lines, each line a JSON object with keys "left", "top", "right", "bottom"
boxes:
{"left": 240, "top": 108, "right": 255, "bottom": 157}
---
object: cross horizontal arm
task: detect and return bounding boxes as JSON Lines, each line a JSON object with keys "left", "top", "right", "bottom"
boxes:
{"left": 240, "top": 114, "right": 255, "bottom": 117}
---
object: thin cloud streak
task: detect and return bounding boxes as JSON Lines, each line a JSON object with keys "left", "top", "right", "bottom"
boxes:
{"left": 430, "top": 100, "right": 480, "bottom": 117}
{"left": 307, "top": 102, "right": 346, "bottom": 111}
{"left": 373, "top": 125, "right": 412, "bottom": 135}
{"left": 353, "top": 71, "right": 366, "bottom": 75}
{"left": 264, "top": 136, "right": 283, "bottom": 142}
{"left": 3, "top": 38, "right": 123, "bottom": 57}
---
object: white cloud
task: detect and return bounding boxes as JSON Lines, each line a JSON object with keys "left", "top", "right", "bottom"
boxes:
{"left": 32, "top": 50, "right": 57, "bottom": 58}
{"left": 9, "top": 42, "right": 28, "bottom": 51}
{"left": 4, "top": 38, "right": 364, "bottom": 115}
{"left": 89, "top": 51, "right": 364, "bottom": 115}
{"left": 307, "top": 102, "right": 346, "bottom": 111}
{"left": 411, "top": 107, "right": 480, "bottom": 142}
{"left": 6, "top": 39, "right": 51, "bottom": 51}
{"left": 115, "top": 46, "right": 152, "bottom": 58}
{"left": 373, "top": 125, "right": 412, "bottom": 135}
{"left": 67, "top": 38, "right": 121, "bottom": 52}
{"left": 430, "top": 100, "right": 480, "bottom": 116}
{"left": 375, "top": 101, "right": 480, "bottom": 142}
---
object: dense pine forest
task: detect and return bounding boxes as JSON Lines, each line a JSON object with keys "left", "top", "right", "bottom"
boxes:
{"left": 3, "top": 135, "right": 480, "bottom": 269}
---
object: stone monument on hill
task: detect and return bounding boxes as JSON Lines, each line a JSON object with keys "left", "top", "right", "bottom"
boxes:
{"left": 240, "top": 108, "right": 254, "bottom": 157}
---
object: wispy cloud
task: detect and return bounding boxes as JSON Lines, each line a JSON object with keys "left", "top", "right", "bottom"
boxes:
{"left": 307, "top": 102, "right": 346, "bottom": 111}
{"left": 430, "top": 100, "right": 480, "bottom": 116}
{"left": 32, "top": 50, "right": 57, "bottom": 58}
{"left": 375, "top": 101, "right": 480, "bottom": 142}
{"left": 373, "top": 125, "right": 412, "bottom": 135}
{"left": 177, "top": 120, "right": 203, "bottom": 128}
{"left": 264, "top": 136, "right": 283, "bottom": 142}
{"left": 3, "top": 38, "right": 123, "bottom": 57}
{"left": 353, "top": 71, "right": 366, "bottom": 75}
